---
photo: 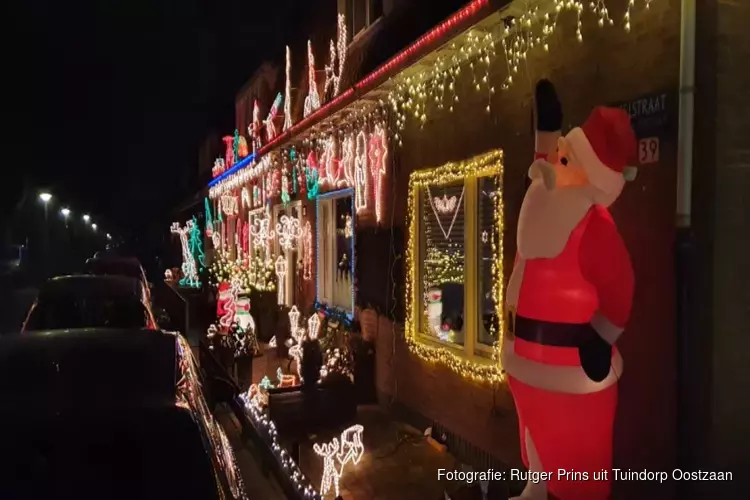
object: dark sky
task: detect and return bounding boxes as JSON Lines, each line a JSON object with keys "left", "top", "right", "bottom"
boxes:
{"left": 6, "top": 0, "right": 315, "bottom": 240}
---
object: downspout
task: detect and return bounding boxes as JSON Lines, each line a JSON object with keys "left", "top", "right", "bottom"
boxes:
{"left": 675, "top": 0, "right": 696, "bottom": 480}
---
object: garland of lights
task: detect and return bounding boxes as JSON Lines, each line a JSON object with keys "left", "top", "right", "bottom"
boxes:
{"left": 405, "top": 150, "right": 504, "bottom": 384}
{"left": 303, "top": 40, "right": 321, "bottom": 118}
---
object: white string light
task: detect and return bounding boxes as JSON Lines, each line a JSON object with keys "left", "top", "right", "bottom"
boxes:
{"left": 314, "top": 439, "right": 340, "bottom": 498}
{"left": 308, "top": 313, "right": 321, "bottom": 340}
{"left": 170, "top": 221, "right": 199, "bottom": 287}
{"left": 276, "top": 214, "right": 302, "bottom": 251}
{"left": 314, "top": 424, "right": 365, "bottom": 498}
{"left": 302, "top": 221, "right": 313, "bottom": 281}
{"left": 339, "top": 135, "right": 355, "bottom": 188}
{"left": 433, "top": 193, "right": 458, "bottom": 213}
{"left": 221, "top": 195, "right": 239, "bottom": 216}
{"left": 354, "top": 130, "right": 369, "bottom": 213}
{"left": 319, "top": 135, "right": 339, "bottom": 187}
{"left": 287, "top": 306, "right": 306, "bottom": 375}
{"left": 303, "top": 40, "right": 321, "bottom": 118}
{"left": 368, "top": 123, "right": 388, "bottom": 223}
{"left": 324, "top": 13, "right": 348, "bottom": 98}
{"left": 426, "top": 185, "right": 465, "bottom": 240}
{"left": 265, "top": 93, "right": 283, "bottom": 142}
{"left": 275, "top": 255, "right": 287, "bottom": 305}
{"left": 283, "top": 45, "right": 293, "bottom": 132}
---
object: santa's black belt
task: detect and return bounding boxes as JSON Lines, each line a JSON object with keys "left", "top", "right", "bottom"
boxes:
{"left": 509, "top": 315, "right": 599, "bottom": 348}
{"left": 507, "top": 313, "right": 613, "bottom": 383}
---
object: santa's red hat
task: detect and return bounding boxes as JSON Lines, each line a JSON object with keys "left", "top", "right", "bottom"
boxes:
{"left": 563, "top": 106, "right": 637, "bottom": 206}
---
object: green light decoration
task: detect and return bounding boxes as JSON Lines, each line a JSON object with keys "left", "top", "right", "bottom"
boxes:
{"left": 189, "top": 216, "right": 206, "bottom": 272}
{"left": 204, "top": 198, "right": 214, "bottom": 237}
{"left": 281, "top": 169, "right": 291, "bottom": 205}
{"left": 233, "top": 129, "right": 240, "bottom": 164}
{"left": 289, "top": 147, "right": 297, "bottom": 162}
{"left": 292, "top": 163, "right": 298, "bottom": 195}
{"left": 306, "top": 167, "right": 319, "bottom": 200}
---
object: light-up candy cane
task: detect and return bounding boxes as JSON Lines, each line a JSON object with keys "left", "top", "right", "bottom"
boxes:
{"left": 355, "top": 130, "right": 369, "bottom": 213}
{"left": 369, "top": 123, "right": 388, "bottom": 223}
{"left": 275, "top": 255, "right": 287, "bottom": 305}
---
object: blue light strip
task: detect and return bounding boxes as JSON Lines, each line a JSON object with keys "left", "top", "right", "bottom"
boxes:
{"left": 315, "top": 188, "right": 355, "bottom": 319}
{"left": 208, "top": 153, "right": 257, "bottom": 188}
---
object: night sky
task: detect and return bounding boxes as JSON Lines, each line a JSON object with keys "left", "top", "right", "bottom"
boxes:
{"left": 6, "top": 0, "right": 316, "bottom": 241}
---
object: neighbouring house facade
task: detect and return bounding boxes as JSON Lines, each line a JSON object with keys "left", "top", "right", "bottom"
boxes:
{"left": 196, "top": 0, "right": 750, "bottom": 498}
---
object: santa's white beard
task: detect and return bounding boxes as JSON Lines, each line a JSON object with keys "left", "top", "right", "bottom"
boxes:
{"left": 517, "top": 180, "right": 597, "bottom": 259}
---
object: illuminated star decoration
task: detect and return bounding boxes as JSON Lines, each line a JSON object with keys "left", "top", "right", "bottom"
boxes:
{"left": 283, "top": 46, "right": 293, "bottom": 132}
{"left": 303, "top": 40, "right": 321, "bottom": 118}
{"left": 302, "top": 221, "right": 313, "bottom": 281}
{"left": 276, "top": 215, "right": 302, "bottom": 251}
{"left": 324, "top": 14, "right": 348, "bottom": 98}
{"left": 265, "top": 93, "right": 283, "bottom": 142}
{"left": 340, "top": 135, "right": 355, "bottom": 188}
{"left": 354, "top": 130, "right": 369, "bottom": 213}
{"left": 171, "top": 221, "right": 199, "bottom": 288}
{"left": 275, "top": 255, "right": 287, "bottom": 305}
{"left": 368, "top": 124, "right": 388, "bottom": 223}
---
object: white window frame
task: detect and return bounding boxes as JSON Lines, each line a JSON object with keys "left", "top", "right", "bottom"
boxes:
{"left": 316, "top": 188, "right": 355, "bottom": 316}
{"left": 272, "top": 201, "right": 303, "bottom": 307}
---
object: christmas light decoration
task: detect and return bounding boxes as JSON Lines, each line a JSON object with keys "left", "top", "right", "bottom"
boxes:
{"left": 344, "top": 214, "right": 353, "bottom": 239}
{"left": 189, "top": 216, "right": 206, "bottom": 271}
{"left": 233, "top": 129, "right": 240, "bottom": 164}
{"left": 319, "top": 135, "right": 339, "bottom": 187}
{"left": 250, "top": 208, "right": 275, "bottom": 257}
{"left": 265, "top": 93, "right": 283, "bottom": 142}
{"left": 354, "top": 130, "right": 369, "bottom": 213}
{"left": 306, "top": 166, "right": 320, "bottom": 199}
{"left": 208, "top": 154, "right": 270, "bottom": 199}
{"left": 284, "top": 46, "right": 293, "bottom": 132}
{"left": 427, "top": 185, "right": 464, "bottom": 240}
{"left": 303, "top": 40, "right": 321, "bottom": 118}
{"left": 314, "top": 424, "right": 365, "bottom": 498}
{"left": 268, "top": 336, "right": 277, "bottom": 348}
{"left": 405, "top": 150, "right": 504, "bottom": 383}
{"left": 241, "top": 187, "right": 251, "bottom": 208}
{"left": 287, "top": 306, "right": 305, "bottom": 375}
{"left": 171, "top": 221, "right": 200, "bottom": 288}
{"left": 249, "top": 100, "right": 262, "bottom": 154}
{"left": 223, "top": 136, "right": 235, "bottom": 168}
{"left": 212, "top": 158, "right": 226, "bottom": 178}
{"left": 241, "top": 221, "right": 249, "bottom": 256}
{"left": 205, "top": 198, "right": 214, "bottom": 237}
{"left": 281, "top": 167, "right": 291, "bottom": 205}
{"left": 234, "top": 296, "right": 256, "bottom": 337}
{"left": 221, "top": 195, "right": 239, "bottom": 217}
{"left": 433, "top": 192, "right": 459, "bottom": 213}
{"left": 276, "top": 367, "right": 297, "bottom": 387}
{"left": 368, "top": 123, "right": 388, "bottom": 223}
{"left": 302, "top": 221, "right": 313, "bottom": 281}
{"left": 308, "top": 312, "right": 321, "bottom": 340}
{"left": 339, "top": 135, "right": 355, "bottom": 188}
{"left": 239, "top": 135, "right": 249, "bottom": 158}
{"left": 276, "top": 214, "right": 302, "bottom": 251}
{"left": 275, "top": 255, "right": 287, "bottom": 305}
{"left": 217, "top": 281, "right": 239, "bottom": 329}
{"left": 324, "top": 14, "right": 348, "bottom": 98}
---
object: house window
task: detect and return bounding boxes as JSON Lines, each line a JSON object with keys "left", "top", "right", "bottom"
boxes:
{"left": 273, "top": 202, "right": 303, "bottom": 307}
{"left": 406, "top": 151, "right": 505, "bottom": 380}
{"left": 345, "top": 0, "right": 383, "bottom": 38}
{"left": 316, "top": 189, "right": 355, "bottom": 314}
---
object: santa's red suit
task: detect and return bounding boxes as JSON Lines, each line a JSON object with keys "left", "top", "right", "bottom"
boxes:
{"left": 503, "top": 107, "right": 636, "bottom": 500}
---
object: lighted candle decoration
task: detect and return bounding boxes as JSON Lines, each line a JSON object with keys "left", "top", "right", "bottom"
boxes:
{"left": 308, "top": 312, "right": 321, "bottom": 340}
{"left": 314, "top": 424, "right": 365, "bottom": 498}
{"left": 275, "top": 255, "right": 287, "bottom": 305}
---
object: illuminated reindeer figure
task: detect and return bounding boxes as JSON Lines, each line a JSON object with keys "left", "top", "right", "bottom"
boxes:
{"left": 314, "top": 424, "right": 365, "bottom": 497}
{"left": 171, "top": 221, "right": 199, "bottom": 287}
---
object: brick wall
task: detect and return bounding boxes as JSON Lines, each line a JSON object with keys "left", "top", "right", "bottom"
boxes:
{"left": 362, "top": 0, "right": 682, "bottom": 497}
{"left": 690, "top": 0, "right": 750, "bottom": 497}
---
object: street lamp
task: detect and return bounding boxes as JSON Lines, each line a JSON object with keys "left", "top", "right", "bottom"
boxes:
{"left": 60, "top": 207, "right": 71, "bottom": 227}
{"left": 91, "top": 223, "right": 97, "bottom": 231}
{"left": 83, "top": 214, "right": 90, "bottom": 223}
{"left": 106, "top": 233, "right": 112, "bottom": 240}
{"left": 39, "top": 192, "right": 52, "bottom": 222}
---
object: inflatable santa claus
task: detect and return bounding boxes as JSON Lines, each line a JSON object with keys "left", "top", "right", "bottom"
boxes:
{"left": 503, "top": 81, "right": 636, "bottom": 500}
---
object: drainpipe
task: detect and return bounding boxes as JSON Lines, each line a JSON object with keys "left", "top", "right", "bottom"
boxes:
{"left": 675, "top": 0, "right": 696, "bottom": 479}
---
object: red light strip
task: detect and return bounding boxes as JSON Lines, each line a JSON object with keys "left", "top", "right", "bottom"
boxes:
{"left": 258, "top": 0, "right": 490, "bottom": 156}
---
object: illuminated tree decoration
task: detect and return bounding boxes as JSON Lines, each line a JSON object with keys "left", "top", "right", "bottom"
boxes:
{"left": 283, "top": 46, "right": 293, "bottom": 132}
{"left": 204, "top": 197, "right": 214, "bottom": 238}
{"left": 354, "top": 130, "right": 369, "bottom": 213}
{"left": 238, "top": 135, "right": 249, "bottom": 158}
{"left": 368, "top": 123, "right": 388, "bottom": 223}
{"left": 308, "top": 312, "right": 321, "bottom": 340}
{"left": 171, "top": 221, "right": 200, "bottom": 288}
{"left": 340, "top": 135, "right": 355, "bottom": 188}
{"left": 275, "top": 255, "right": 287, "bottom": 305}
{"left": 265, "top": 93, "right": 283, "bottom": 142}
{"left": 276, "top": 215, "right": 302, "bottom": 252}
{"left": 303, "top": 40, "right": 321, "bottom": 118}
{"left": 222, "top": 135, "right": 235, "bottom": 168}
{"left": 221, "top": 195, "right": 239, "bottom": 217}
{"left": 324, "top": 14, "right": 348, "bottom": 98}
{"left": 302, "top": 221, "right": 313, "bottom": 281}
{"left": 248, "top": 100, "right": 262, "bottom": 154}
{"left": 189, "top": 216, "right": 206, "bottom": 271}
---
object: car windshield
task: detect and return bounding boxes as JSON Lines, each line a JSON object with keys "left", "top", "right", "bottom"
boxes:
{"left": 84, "top": 261, "right": 143, "bottom": 281}
{"left": 0, "top": 409, "right": 220, "bottom": 500}
{"left": 25, "top": 296, "right": 148, "bottom": 331}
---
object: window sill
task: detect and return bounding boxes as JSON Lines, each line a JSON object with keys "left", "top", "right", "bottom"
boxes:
{"left": 415, "top": 330, "right": 496, "bottom": 366}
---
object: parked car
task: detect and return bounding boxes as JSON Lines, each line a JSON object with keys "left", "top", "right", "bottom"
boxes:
{"left": 0, "top": 328, "right": 247, "bottom": 499}
{"left": 21, "top": 275, "right": 157, "bottom": 332}
{"left": 84, "top": 256, "right": 152, "bottom": 301}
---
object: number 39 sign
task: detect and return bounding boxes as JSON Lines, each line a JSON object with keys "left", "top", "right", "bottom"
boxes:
{"left": 638, "top": 137, "right": 660, "bottom": 165}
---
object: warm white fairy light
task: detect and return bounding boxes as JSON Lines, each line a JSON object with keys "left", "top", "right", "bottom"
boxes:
{"left": 275, "top": 255, "right": 287, "bottom": 305}
{"left": 368, "top": 123, "right": 388, "bottom": 223}
{"left": 324, "top": 13, "right": 348, "bottom": 98}
{"left": 319, "top": 135, "right": 338, "bottom": 187}
{"left": 208, "top": 156, "right": 275, "bottom": 199}
{"left": 221, "top": 195, "right": 238, "bottom": 216}
{"left": 241, "top": 187, "right": 251, "bottom": 208}
{"left": 314, "top": 424, "right": 365, "bottom": 498}
{"left": 303, "top": 40, "right": 321, "bottom": 118}
{"left": 354, "top": 130, "right": 369, "bottom": 213}
{"left": 283, "top": 45, "right": 293, "bottom": 132}
{"left": 287, "top": 305, "right": 306, "bottom": 375}
{"left": 308, "top": 313, "right": 321, "bottom": 340}
{"left": 170, "top": 221, "right": 199, "bottom": 287}
{"left": 340, "top": 135, "right": 355, "bottom": 188}
{"left": 337, "top": 425, "right": 365, "bottom": 466}
{"left": 344, "top": 214, "right": 353, "bottom": 239}
{"left": 276, "top": 214, "right": 302, "bottom": 251}
{"left": 433, "top": 193, "right": 458, "bottom": 213}
{"left": 302, "top": 221, "right": 313, "bottom": 281}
